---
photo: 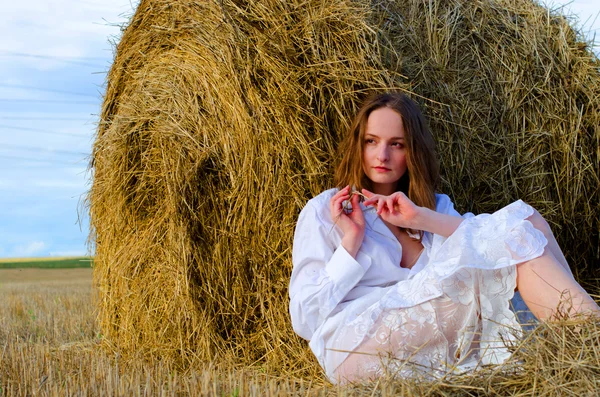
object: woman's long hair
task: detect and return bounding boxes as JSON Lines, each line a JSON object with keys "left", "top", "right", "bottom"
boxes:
{"left": 334, "top": 92, "right": 439, "bottom": 239}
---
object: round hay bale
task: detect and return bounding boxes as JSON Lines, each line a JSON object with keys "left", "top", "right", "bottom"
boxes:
{"left": 89, "top": 0, "right": 599, "bottom": 376}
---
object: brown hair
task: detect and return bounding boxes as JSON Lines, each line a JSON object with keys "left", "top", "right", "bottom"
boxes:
{"left": 334, "top": 92, "right": 439, "bottom": 239}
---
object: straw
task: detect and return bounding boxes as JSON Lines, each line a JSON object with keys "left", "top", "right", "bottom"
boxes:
{"left": 88, "top": 0, "right": 600, "bottom": 383}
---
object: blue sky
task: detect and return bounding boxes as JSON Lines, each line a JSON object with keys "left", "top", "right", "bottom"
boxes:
{"left": 0, "top": 0, "right": 136, "bottom": 257}
{"left": 0, "top": 0, "right": 598, "bottom": 258}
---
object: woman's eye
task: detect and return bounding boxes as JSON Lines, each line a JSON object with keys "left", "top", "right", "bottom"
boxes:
{"left": 365, "top": 139, "right": 375, "bottom": 144}
{"left": 392, "top": 142, "right": 404, "bottom": 148}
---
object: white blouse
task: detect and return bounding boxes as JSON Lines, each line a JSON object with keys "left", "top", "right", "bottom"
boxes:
{"left": 289, "top": 188, "right": 546, "bottom": 382}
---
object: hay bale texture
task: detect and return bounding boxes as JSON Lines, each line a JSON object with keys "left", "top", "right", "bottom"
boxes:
{"left": 90, "top": 0, "right": 600, "bottom": 375}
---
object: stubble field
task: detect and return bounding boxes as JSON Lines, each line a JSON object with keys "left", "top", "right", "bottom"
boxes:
{"left": 0, "top": 268, "right": 331, "bottom": 396}
{"left": 2, "top": 267, "right": 600, "bottom": 396}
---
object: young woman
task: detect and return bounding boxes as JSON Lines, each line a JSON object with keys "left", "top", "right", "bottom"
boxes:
{"left": 289, "top": 92, "right": 599, "bottom": 384}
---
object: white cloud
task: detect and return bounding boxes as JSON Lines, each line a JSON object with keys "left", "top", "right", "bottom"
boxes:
{"left": 12, "top": 241, "right": 46, "bottom": 257}
{"left": 0, "top": 0, "right": 137, "bottom": 71}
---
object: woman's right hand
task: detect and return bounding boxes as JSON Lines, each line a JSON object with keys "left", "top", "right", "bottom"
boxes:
{"left": 329, "top": 186, "right": 365, "bottom": 258}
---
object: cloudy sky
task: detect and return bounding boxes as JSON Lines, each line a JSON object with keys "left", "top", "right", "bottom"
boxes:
{"left": 0, "top": 0, "right": 136, "bottom": 257}
{"left": 0, "top": 0, "right": 598, "bottom": 258}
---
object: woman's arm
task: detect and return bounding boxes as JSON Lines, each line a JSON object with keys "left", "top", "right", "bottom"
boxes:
{"left": 331, "top": 186, "right": 366, "bottom": 257}
{"left": 289, "top": 192, "right": 371, "bottom": 341}
{"left": 362, "top": 189, "right": 464, "bottom": 237}
{"left": 411, "top": 205, "right": 464, "bottom": 237}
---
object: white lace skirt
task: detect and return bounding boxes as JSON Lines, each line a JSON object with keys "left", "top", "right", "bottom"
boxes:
{"left": 309, "top": 200, "right": 548, "bottom": 383}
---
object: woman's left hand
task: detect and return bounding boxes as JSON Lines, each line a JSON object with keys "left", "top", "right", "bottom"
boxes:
{"left": 362, "top": 189, "right": 422, "bottom": 229}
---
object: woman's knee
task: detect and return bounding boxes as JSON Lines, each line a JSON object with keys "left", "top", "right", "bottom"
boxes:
{"left": 526, "top": 208, "right": 552, "bottom": 236}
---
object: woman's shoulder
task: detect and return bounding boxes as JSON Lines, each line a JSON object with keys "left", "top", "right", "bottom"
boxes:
{"left": 434, "top": 192, "right": 451, "bottom": 206}
{"left": 307, "top": 187, "right": 339, "bottom": 207}
{"left": 434, "top": 193, "right": 457, "bottom": 214}
{"left": 298, "top": 188, "right": 339, "bottom": 224}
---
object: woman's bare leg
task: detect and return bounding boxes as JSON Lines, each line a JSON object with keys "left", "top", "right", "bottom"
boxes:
{"left": 516, "top": 249, "right": 599, "bottom": 320}
{"left": 516, "top": 209, "right": 598, "bottom": 320}
{"left": 526, "top": 210, "right": 574, "bottom": 278}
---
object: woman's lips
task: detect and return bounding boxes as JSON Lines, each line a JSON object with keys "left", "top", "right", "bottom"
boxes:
{"left": 373, "top": 166, "right": 391, "bottom": 172}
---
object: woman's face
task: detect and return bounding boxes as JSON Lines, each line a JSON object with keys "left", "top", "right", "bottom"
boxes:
{"left": 362, "top": 107, "right": 407, "bottom": 196}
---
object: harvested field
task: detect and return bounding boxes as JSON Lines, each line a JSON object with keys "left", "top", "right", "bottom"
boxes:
{"left": 1, "top": 272, "right": 600, "bottom": 395}
{"left": 0, "top": 272, "right": 319, "bottom": 395}
{"left": 0, "top": 268, "right": 92, "bottom": 284}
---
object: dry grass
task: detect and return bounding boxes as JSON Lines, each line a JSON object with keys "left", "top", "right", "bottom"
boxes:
{"left": 2, "top": 274, "right": 600, "bottom": 395}
{"left": 0, "top": 274, "right": 318, "bottom": 395}
{"left": 88, "top": 0, "right": 600, "bottom": 384}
